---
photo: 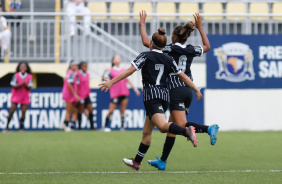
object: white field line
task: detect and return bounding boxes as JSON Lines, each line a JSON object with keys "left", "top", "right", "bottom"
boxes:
{"left": 0, "top": 170, "right": 281, "bottom": 175}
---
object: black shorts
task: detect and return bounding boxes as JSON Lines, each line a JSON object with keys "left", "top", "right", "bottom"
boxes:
{"left": 144, "top": 98, "right": 169, "bottom": 120}
{"left": 79, "top": 95, "right": 92, "bottom": 107}
{"left": 110, "top": 96, "right": 128, "bottom": 105}
{"left": 169, "top": 86, "right": 193, "bottom": 115}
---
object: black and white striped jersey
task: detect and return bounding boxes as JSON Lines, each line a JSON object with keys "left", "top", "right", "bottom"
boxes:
{"left": 131, "top": 49, "right": 181, "bottom": 102}
{"left": 163, "top": 43, "right": 203, "bottom": 89}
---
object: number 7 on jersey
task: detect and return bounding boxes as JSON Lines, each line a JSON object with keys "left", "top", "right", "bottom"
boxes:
{"left": 155, "top": 64, "right": 164, "bottom": 85}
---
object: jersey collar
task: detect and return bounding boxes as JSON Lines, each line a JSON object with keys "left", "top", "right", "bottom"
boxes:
{"left": 79, "top": 69, "right": 87, "bottom": 76}
{"left": 19, "top": 72, "right": 28, "bottom": 79}
{"left": 113, "top": 66, "right": 122, "bottom": 71}
{"left": 175, "top": 42, "right": 186, "bottom": 48}
{"left": 152, "top": 49, "right": 163, "bottom": 53}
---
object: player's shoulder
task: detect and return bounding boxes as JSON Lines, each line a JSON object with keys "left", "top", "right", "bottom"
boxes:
{"left": 163, "top": 43, "right": 173, "bottom": 53}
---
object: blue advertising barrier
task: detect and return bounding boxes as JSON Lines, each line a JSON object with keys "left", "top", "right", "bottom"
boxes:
{"left": 0, "top": 88, "right": 204, "bottom": 131}
{"left": 207, "top": 35, "right": 282, "bottom": 89}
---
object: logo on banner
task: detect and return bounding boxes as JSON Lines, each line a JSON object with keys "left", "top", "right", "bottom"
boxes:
{"left": 214, "top": 42, "right": 255, "bottom": 82}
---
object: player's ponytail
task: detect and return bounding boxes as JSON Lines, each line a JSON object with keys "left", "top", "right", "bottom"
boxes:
{"left": 173, "top": 22, "right": 195, "bottom": 43}
{"left": 152, "top": 28, "right": 167, "bottom": 49}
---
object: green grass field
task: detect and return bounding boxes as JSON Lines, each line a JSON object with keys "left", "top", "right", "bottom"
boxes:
{"left": 0, "top": 131, "right": 281, "bottom": 184}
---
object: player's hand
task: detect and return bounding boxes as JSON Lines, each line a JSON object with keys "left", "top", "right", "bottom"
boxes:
{"left": 195, "top": 88, "right": 203, "bottom": 102}
{"left": 75, "top": 94, "right": 81, "bottom": 101}
{"left": 134, "top": 89, "right": 141, "bottom": 96}
{"left": 192, "top": 13, "right": 203, "bottom": 29}
{"left": 139, "top": 10, "right": 147, "bottom": 25}
{"left": 21, "top": 81, "right": 26, "bottom": 86}
{"left": 98, "top": 79, "right": 113, "bottom": 92}
{"left": 102, "top": 77, "right": 108, "bottom": 81}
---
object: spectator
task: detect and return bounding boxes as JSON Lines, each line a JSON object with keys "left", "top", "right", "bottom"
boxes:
{"left": 66, "top": 0, "right": 91, "bottom": 36}
{"left": 0, "top": 5, "right": 12, "bottom": 54}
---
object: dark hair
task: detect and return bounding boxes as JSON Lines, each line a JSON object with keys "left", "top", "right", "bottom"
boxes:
{"left": 16, "top": 61, "right": 32, "bottom": 74}
{"left": 152, "top": 28, "right": 167, "bottom": 49}
{"left": 173, "top": 22, "right": 195, "bottom": 43}
{"left": 111, "top": 55, "right": 121, "bottom": 67}
{"left": 79, "top": 61, "right": 87, "bottom": 69}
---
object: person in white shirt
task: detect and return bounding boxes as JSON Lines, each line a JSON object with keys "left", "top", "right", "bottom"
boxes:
{"left": 0, "top": 6, "right": 11, "bottom": 54}
{"left": 66, "top": 0, "right": 91, "bottom": 36}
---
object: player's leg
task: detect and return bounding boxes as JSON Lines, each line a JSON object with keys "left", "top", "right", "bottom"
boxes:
{"left": 123, "top": 116, "right": 155, "bottom": 170}
{"left": 69, "top": 103, "right": 78, "bottom": 130}
{"left": 63, "top": 102, "right": 72, "bottom": 131}
{"left": 3, "top": 102, "right": 18, "bottom": 132}
{"left": 104, "top": 102, "right": 117, "bottom": 130}
{"left": 77, "top": 103, "right": 84, "bottom": 130}
{"left": 86, "top": 102, "right": 95, "bottom": 130}
{"left": 19, "top": 104, "right": 28, "bottom": 131}
{"left": 119, "top": 97, "right": 128, "bottom": 130}
{"left": 182, "top": 87, "right": 219, "bottom": 145}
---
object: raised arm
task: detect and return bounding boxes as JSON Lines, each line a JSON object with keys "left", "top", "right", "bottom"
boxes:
{"left": 192, "top": 13, "right": 210, "bottom": 53}
{"left": 139, "top": 10, "right": 150, "bottom": 48}
{"left": 99, "top": 65, "right": 137, "bottom": 92}
{"left": 177, "top": 72, "right": 202, "bottom": 102}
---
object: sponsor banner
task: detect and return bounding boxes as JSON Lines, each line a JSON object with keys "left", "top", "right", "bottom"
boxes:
{"left": 0, "top": 88, "right": 204, "bottom": 131}
{"left": 207, "top": 35, "right": 282, "bottom": 89}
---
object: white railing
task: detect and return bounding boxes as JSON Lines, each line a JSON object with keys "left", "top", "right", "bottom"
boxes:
{"left": 1, "top": 12, "right": 282, "bottom": 63}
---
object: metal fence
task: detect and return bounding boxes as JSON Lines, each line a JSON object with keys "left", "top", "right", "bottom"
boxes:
{"left": 2, "top": 12, "right": 282, "bottom": 64}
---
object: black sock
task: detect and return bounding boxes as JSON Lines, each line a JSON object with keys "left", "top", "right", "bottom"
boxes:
{"left": 6, "top": 117, "right": 12, "bottom": 129}
{"left": 89, "top": 112, "right": 94, "bottom": 129}
{"left": 105, "top": 117, "right": 110, "bottom": 128}
{"left": 19, "top": 118, "right": 25, "bottom": 130}
{"left": 161, "top": 136, "right": 176, "bottom": 162}
{"left": 168, "top": 123, "right": 187, "bottom": 137}
{"left": 135, "top": 142, "right": 150, "bottom": 163}
{"left": 121, "top": 117, "right": 125, "bottom": 128}
{"left": 64, "top": 120, "right": 69, "bottom": 127}
{"left": 186, "top": 122, "right": 208, "bottom": 133}
{"left": 77, "top": 113, "right": 82, "bottom": 130}
{"left": 70, "top": 121, "right": 76, "bottom": 129}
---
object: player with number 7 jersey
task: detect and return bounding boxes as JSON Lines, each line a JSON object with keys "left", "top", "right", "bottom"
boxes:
{"left": 99, "top": 27, "right": 202, "bottom": 171}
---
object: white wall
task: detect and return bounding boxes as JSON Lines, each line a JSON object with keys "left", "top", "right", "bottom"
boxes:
{"left": 204, "top": 89, "right": 282, "bottom": 131}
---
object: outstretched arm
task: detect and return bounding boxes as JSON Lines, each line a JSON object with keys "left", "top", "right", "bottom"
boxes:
{"left": 177, "top": 72, "right": 202, "bottom": 102}
{"left": 192, "top": 13, "right": 210, "bottom": 53}
{"left": 127, "top": 79, "right": 141, "bottom": 96}
{"left": 99, "top": 65, "right": 137, "bottom": 92}
{"left": 140, "top": 10, "right": 150, "bottom": 48}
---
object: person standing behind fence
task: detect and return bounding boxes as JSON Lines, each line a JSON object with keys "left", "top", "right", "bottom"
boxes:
{"left": 77, "top": 61, "right": 95, "bottom": 130}
{"left": 0, "top": 5, "right": 11, "bottom": 55}
{"left": 2, "top": 62, "right": 33, "bottom": 133}
{"left": 62, "top": 60, "right": 80, "bottom": 132}
{"left": 102, "top": 55, "right": 140, "bottom": 132}
{"left": 66, "top": 0, "right": 91, "bottom": 36}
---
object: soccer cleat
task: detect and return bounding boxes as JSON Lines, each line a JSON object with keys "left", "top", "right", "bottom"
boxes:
{"left": 208, "top": 124, "right": 219, "bottom": 145}
{"left": 123, "top": 158, "right": 141, "bottom": 171}
{"left": 186, "top": 126, "right": 198, "bottom": 147}
{"left": 104, "top": 128, "right": 111, "bottom": 132}
{"left": 148, "top": 156, "right": 167, "bottom": 171}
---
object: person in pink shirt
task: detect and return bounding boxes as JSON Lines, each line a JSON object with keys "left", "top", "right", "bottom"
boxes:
{"left": 102, "top": 55, "right": 140, "bottom": 132}
{"left": 77, "top": 61, "right": 95, "bottom": 130}
{"left": 62, "top": 60, "right": 80, "bottom": 131}
{"left": 3, "top": 62, "right": 33, "bottom": 132}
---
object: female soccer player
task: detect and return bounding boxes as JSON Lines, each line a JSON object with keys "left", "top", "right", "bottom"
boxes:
{"left": 99, "top": 28, "right": 202, "bottom": 170}
{"left": 139, "top": 11, "right": 219, "bottom": 170}
{"left": 102, "top": 55, "right": 140, "bottom": 132}
{"left": 77, "top": 62, "right": 95, "bottom": 130}
{"left": 62, "top": 60, "right": 80, "bottom": 131}
{"left": 3, "top": 62, "right": 33, "bottom": 132}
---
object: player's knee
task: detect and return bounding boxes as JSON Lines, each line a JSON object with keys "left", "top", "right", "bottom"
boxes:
{"left": 158, "top": 124, "right": 168, "bottom": 133}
